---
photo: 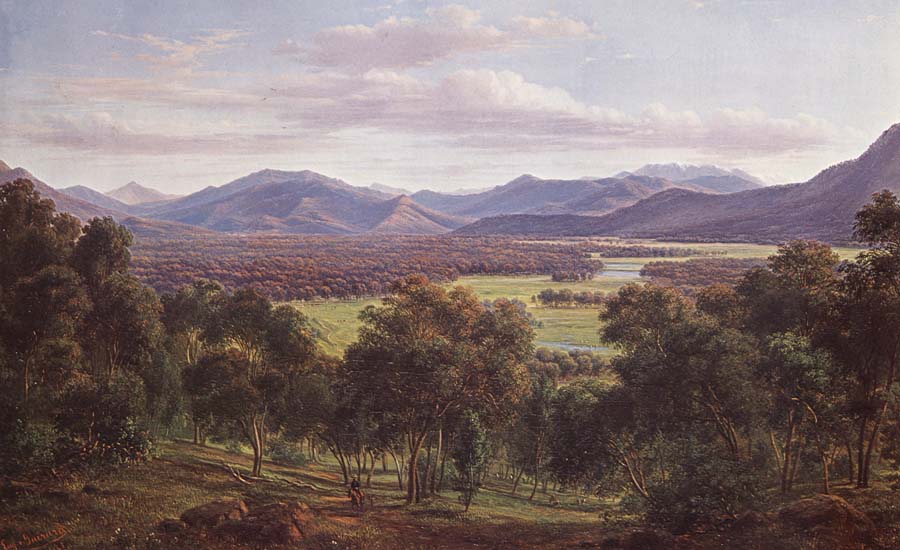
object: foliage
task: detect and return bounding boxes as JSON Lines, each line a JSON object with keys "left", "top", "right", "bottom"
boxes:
{"left": 452, "top": 411, "right": 491, "bottom": 512}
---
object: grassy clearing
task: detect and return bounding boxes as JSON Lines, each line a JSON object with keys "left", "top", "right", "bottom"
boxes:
{"left": 4, "top": 440, "right": 899, "bottom": 549}
{"left": 290, "top": 241, "right": 865, "bottom": 358}
{"left": 0, "top": 440, "right": 619, "bottom": 549}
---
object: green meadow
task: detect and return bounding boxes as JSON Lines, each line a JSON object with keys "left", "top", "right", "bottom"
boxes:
{"left": 291, "top": 241, "right": 865, "bottom": 358}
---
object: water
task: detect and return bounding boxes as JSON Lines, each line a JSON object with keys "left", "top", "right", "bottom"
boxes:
{"left": 536, "top": 341, "right": 610, "bottom": 353}
{"left": 597, "top": 262, "right": 642, "bottom": 279}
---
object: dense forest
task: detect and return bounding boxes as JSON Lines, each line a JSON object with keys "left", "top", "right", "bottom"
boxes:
{"left": 4, "top": 178, "right": 900, "bottom": 547}
{"left": 640, "top": 257, "right": 765, "bottom": 293}
{"left": 129, "top": 234, "right": 605, "bottom": 301}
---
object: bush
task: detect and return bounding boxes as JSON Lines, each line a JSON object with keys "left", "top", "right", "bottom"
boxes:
{"left": 644, "top": 437, "right": 766, "bottom": 533}
{"left": 266, "top": 437, "right": 307, "bottom": 466}
{"left": 56, "top": 373, "right": 152, "bottom": 469}
{"left": 0, "top": 420, "right": 61, "bottom": 476}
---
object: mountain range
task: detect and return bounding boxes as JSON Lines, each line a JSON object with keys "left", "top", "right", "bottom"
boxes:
{"left": 455, "top": 122, "right": 900, "bottom": 243}
{"left": 1, "top": 161, "right": 758, "bottom": 236}
{"left": 12, "top": 125, "right": 896, "bottom": 244}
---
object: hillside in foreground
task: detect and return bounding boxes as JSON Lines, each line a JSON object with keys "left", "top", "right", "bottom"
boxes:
{"left": 3, "top": 440, "right": 898, "bottom": 549}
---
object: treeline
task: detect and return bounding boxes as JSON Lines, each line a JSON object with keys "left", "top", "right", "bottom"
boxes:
{"left": 580, "top": 243, "right": 720, "bottom": 258}
{"left": 130, "top": 234, "right": 604, "bottom": 301}
{"left": 639, "top": 257, "right": 765, "bottom": 293}
{"left": 531, "top": 347, "right": 608, "bottom": 378}
{"left": 535, "top": 288, "right": 605, "bottom": 307}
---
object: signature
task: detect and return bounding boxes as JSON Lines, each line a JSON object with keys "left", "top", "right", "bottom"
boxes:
{"left": 1, "top": 524, "right": 69, "bottom": 550}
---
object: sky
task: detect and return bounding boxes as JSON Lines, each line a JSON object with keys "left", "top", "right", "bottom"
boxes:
{"left": 0, "top": 0, "right": 898, "bottom": 194}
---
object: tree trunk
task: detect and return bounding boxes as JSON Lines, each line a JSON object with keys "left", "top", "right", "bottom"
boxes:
{"left": 422, "top": 434, "right": 433, "bottom": 499}
{"left": 821, "top": 452, "right": 830, "bottom": 494}
{"left": 366, "top": 450, "right": 376, "bottom": 487}
{"left": 846, "top": 439, "right": 855, "bottom": 484}
{"left": 781, "top": 412, "right": 796, "bottom": 492}
{"left": 856, "top": 415, "right": 868, "bottom": 487}
{"left": 22, "top": 358, "right": 30, "bottom": 404}
{"left": 389, "top": 449, "right": 404, "bottom": 491}
{"left": 430, "top": 428, "right": 442, "bottom": 494}
{"left": 862, "top": 400, "right": 889, "bottom": 488}
{"left": 438, "top": 442, "right": 449, "bottom": 493}
{"left": 407, "top": 432, "right": 427, "bottom": 504}
{"left": 512, "top": 466, "right": 524, "bottom": 494}
{"left": 193, "top": 422, "right": 200, "bottom": 445}
{"left": 529, "top": 471, "right": 539, "bottom": 501}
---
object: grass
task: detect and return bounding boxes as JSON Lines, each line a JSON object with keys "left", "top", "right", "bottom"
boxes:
{"left": 5, "top": 440, "right": 900, "bottom": 549}
{"left": 0, "top": 440, "right": 618, "bottom": 549}
{"left": 290, "top": 240, "right": 865, "bottom": 358}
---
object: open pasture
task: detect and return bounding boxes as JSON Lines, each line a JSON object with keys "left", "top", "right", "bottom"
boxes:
{"left": 293, "top": 240, "right": 863, "bottom": 357}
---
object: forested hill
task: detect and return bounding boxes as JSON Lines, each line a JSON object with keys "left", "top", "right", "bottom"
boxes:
{"left": 455, "top": 122, "right": 900, "bottom": 244}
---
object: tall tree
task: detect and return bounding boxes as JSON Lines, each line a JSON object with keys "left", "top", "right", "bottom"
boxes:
{"left": 198, "top": 289, "right": 318, "bottom": 476}
{"left": 4, "top": 265, "right": 88, "bottom": 404}
{"left": 825, "top": 191, "right": 900, "bottom": 487}
{"left": 344, "top": 275, "right": 532, "bottom": 503}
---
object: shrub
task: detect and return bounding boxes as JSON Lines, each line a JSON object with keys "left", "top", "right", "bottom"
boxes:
{"left": 0, "top": 420, "right": 61, "bottom": 476}
{"left": 266, "top": 437, "right": 307, "bottom": 466}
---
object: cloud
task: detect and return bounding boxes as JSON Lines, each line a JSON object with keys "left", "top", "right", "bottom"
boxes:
{"left": 284, "top": 5, "right": 595, "bottom": 70}
{"left": 24, "top": 111, "right": 326, "bottom": 156}
{"left": 268, "top": 69, "right": 835, "bottom": 155}
{"left": 18, "top": 69, "right": 840, "bottom": 158}
{"left": 858, "top": 14, "right": 884, "bottom": 24}
{"left": 91, "top": 28, "right": 248, "bottom": 76}
{"left": 510, "top": 14, "right": 594, "bottom": 38}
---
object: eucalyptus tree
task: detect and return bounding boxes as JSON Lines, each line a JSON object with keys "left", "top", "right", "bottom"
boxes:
{"left": 344, "top": 275, "right": 533, "bottom": 503}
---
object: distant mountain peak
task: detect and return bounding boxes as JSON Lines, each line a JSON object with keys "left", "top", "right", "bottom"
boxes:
{"left": 107, "top": 181, "right": 180, "bottom": 205}
{"left": 631, "top": 163, "right": 766, "bottom": 186}
{"left": 0, "top": 159, "right": 11, "bottom": 172}
{"left": 506, "top": 174, "right": 541, "bottom": 187}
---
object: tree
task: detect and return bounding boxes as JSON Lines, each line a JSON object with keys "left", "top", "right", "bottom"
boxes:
{"left": 344, "top": 275, "right": 532, "bottom": 503}
{"left": 162, "top": 280, "right": 225, "bottom": 444}
{"left": 198, "top": 289, "right": 318, "bottom": 476}
{"left": 71, "top": 217, "right": 132, "bottom": 292}
{"left": 509, "top": 366, "right": 557, "bottom": 499}
{"left": 761, "top": 334, "right": 842, "bottom": 492}
{"left": 81, "top": 273, "right": 163, "bottom": 378}
{"left": 0, "top": 179, "right": 81, "bottom": 288}
{"left": 452, "top": 411, "right": 490, "bottom": 512}
{"left": 824, "top": 191, "right": 900, "bottom": 488}
{"left": 3, "top": 266, "right": 88, "bottom": 404}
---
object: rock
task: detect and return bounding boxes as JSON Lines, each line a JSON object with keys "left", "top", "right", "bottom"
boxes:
{"left": 180, "top": 498, "right": 248, "bottom": 529}
{"left": 156, "top": 518, "right": 187, "bottom": 535}
{"left": 732, "top": 510, "right": 774, "bottom": 531}
{"left": 778, "top": 494, "right": 875, "bottom": 545}
{"left": 600, "top": 529, "right": 677, "bottom": 550}
{"left": 214, "top": 501, "right": 312, "bottom": 545}
{"left": 1, "top": 480, "right": 39, "bottom": 498}
{"left": 43, "top": 489, "right": 71, "bottom": 502}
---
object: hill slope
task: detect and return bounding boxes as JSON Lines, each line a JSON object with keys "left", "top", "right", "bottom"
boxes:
{"left": 60, "top": 185, "right": 135, "bottom": 212}
{"left": 412, "top": 174, "right": 715, "bottom": 218}
{"left": 145, "top": 170, "right": 468, "bottom": 234}
{"left": 455, "top": 122, "right": 900, "bottom": 243}
{"left": 0, "top": 162, "right": 123, "bottom": 221}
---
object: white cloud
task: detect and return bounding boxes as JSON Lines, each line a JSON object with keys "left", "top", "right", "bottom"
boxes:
{"left": 285, "top": 5, "right": 596, "bottom": 70}
{"left": 510, "top": 14, "right": 594, "bottom": 38}
{"left": 92, "top": 28, "right": 247, "bottom": 76}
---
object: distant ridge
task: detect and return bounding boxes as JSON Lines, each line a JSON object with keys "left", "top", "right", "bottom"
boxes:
{"left": 61, "top": 185, "right": 133, "bottom": 212}
{"left": 454, "top": 122, "right": 900, "bottom": 243}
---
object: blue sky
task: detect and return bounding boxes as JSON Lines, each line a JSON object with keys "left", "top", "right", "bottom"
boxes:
{"left": 1, "top": 0, "right": 898, "bottom": 193}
